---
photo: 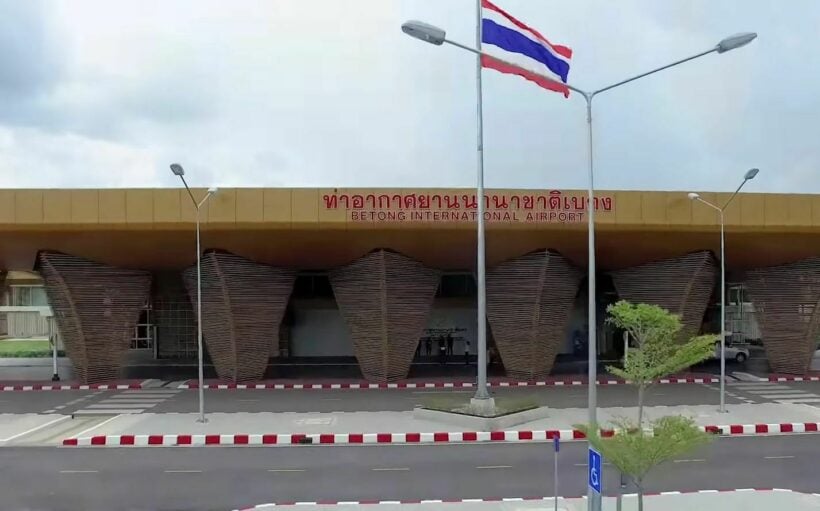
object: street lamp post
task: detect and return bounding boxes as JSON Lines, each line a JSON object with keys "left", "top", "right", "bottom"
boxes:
{"left": 402, "top": 21, "right": 756, "bottom": 510}
{"left": 170, "top": 163, "right": 218, "bottom": 424}
{"left": 688, "top": 168, "right": 759, "bottom": 413}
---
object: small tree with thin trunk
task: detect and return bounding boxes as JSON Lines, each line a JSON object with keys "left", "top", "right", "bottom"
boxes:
{"left": 575, "top": 301, "right": 718, "bottom": 508}
{"left": 578, "top": 416, "right": 712, "bottom": 511}
{"left": 606, "top": 300, "right": 717, "bottom": 427}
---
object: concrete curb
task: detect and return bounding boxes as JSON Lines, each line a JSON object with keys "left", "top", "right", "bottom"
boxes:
{"left": 61, "top": 422, "right": 820, "bottom": 447}
{"left": 0, "top": 382, "right": 143, "bottom": 392}
{"left": 177, "top": 376, "right": 720, "bottom": 390}
{"left": 234, "top": 489, "right": 820, "bottom": 509}
{"left": 768, "top": 375, "right": 820, "bottom": 382}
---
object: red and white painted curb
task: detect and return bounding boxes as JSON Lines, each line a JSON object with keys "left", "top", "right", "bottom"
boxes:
{"left": 61, "top": 421, "right": 820, "bottom": 447}
{"left": 234, "top": 489, "right": 820, "bottom": 509}
{"left": 1, "top": 382, "right": 143, "bottom": 392}
{"left": 769, "top": 375, "right": 820, "bottom": 382}
{"left": 178, "top": 376, "right": 719, "bottom": 390}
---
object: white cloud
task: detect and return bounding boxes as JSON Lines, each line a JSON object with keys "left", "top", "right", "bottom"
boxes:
{"left": 0, "top": 0, "right": 817, "bottom": 193}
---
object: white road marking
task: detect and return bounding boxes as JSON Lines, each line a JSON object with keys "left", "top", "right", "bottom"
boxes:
{"left": 673, "top": 459, "right": 706, "bottom": 463}
{"left": 72, "top": 409, "right": 143, "bottom": 415}
{"left": 764, "top": 455, "right": 796, "bottom": 460}
{"left": 118, "top": 391, "right": 180, "bottom": 395}
{"left": 476, "top": 465, "right": 512, "bottom": 469}
{"left": 84, "top": 403, "right": 157, "bottom": 409}
{"left": 746, "top": 389, "right": 809, "bottom": 395}
{"left": 164, "top": 470, "right": 203, "bottom": 473}
{"left": 372, "top": 467, "right": 410, "bottom": 471}
{"left": 59, "top": 470, "right": 98, "bottom": 474}
{"left": 775, "top": 398, "right": 820, "bottom": 404}
{"left": 108, "top": 395, "right": 175, "bottom": 399}
{"left": 72, "top": 414, "right": 122, "bottom": 438}
{"left": 412, "top": 391, "right": 473, "bottom": 394}
{"left": 267, "top": 469, "right": 306, "bottom": 473}
{"left": 0, "top": 415, "right": 70, "bottom": 442}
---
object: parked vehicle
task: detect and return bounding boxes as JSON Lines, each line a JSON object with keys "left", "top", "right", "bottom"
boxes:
{"left": 713, "top": 341, "right": 750, "bottom": 363}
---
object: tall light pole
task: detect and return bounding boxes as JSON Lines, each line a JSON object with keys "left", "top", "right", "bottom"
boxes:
{"left": 688, "top": 168, "right": 759, "bottom": 413}
{"left": 170, "top": 163, "right": 218, "bottom": 424}
{"left": 402, "top": 21, "right": 756, "bottom": 511}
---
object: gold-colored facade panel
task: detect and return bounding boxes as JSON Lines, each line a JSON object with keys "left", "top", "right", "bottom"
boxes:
{"left": 236, "top": 189, "right": 264, "bottom": 224}
{"left": 70, "top": 190, "right": 99, "bottom": 224}
{"left": 153, "top": 189, "right": 181, "bottom": 223}
{"left": 98, "top": 190, "right": 126, "bottom": 224}
{"left": 208, "top": 189, "right": 237, "bottom": 224}
{"left": 43, "top": 190, "right": 72, "bottom": 224}
{"left": 15, "top": 190, "right": 43, "bottom": 224}
{"left": 263, "top": 189, "right": 291, "bottom": 223}
{"left": 291, "top": 189, "right": 319, "bottom": 224}
{"left": 126, "top": 189, "right": 154, "bottom": 224}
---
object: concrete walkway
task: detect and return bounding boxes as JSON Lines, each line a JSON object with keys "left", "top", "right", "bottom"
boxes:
{"left": 72, "top": 402, "right": 820, "bottom": 436}
{"left": 239, "top": 489, "right": 820, "bottom": 511}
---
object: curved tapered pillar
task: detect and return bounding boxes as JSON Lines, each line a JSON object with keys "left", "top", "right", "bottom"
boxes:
{"left": 184, "top": 252, "right": 296, "bottom": 382}
{"left": 487, "top": 250, "right": 582, "bottom": 380}
{"left": 330, "top": 250, "right": 440, "bottom": 382}
{"left": 37, "top": 252, "right": 151, "bottom": 383}
{"left": 745, "top": 258, "right": 820, "bottom": 374}
{"left": 610, "top": 251, "right": 717, "bottom": 341}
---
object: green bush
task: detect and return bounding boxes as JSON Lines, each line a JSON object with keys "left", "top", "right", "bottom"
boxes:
{"left": 0, "top": 350, "right": 65, "bottom": 358}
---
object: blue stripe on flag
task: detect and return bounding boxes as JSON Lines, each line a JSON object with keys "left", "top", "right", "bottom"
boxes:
{"left": 482, "top": 19, "right": 569, "bottom": 81}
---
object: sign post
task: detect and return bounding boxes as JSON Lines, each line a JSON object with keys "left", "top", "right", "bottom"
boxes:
{"left": 553, "top": 436, "right": 560, "bottom": 511}
{"left": 588, "top": 447, "right": 602, "bottom": 507}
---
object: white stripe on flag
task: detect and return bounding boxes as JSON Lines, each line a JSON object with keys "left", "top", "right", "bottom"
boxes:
{"left": 482, "top": 44, "right": 565, "bottom": 85}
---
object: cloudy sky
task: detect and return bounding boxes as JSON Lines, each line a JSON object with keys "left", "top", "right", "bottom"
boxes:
{"left": 0, "top": 0, "right": 817, "bottom": 193}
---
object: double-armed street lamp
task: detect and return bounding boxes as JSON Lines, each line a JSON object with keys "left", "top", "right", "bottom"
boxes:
{"left": 402, "top": 19, "right": 756, "bottom": 510}
{"left": 689, "top": 168, "right": 760, "bottom": 413}
{"left": 170, "top": 163, "right": 217, "bottom": 424}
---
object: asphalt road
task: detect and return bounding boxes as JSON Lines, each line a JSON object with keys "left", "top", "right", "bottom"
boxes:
{"left": 0, "top": 435, "right": 817, "bottom": 511}
{"left": 2, "top": 381, "right": 820, "bottom": 415}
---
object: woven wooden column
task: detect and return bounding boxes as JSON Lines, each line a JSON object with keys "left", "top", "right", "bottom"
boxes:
{"left": 745, "top": 258, "right": 820, "bottom": 374}
{"left": 183, "top": 252, "right": 296, "bottom": 382}
{"left": 330, "top": 250, "right": 440, "bottom": 382}
{"left": 610, "top": 251, "right": 717, "bottom": 341}
{"left": 37, "top": 252, "right": 151, "bottom": 383}
{"left": 487, "top": 250, "right": 582, "bottom": 380}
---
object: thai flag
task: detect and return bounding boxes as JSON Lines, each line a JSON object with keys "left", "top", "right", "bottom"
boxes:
{"left": 481, "top": 0, "right": 573, "bottom": 97}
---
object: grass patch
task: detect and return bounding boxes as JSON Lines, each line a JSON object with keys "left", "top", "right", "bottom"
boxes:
{"left": 0, "top": 340, "right": 63, "bottom": 358}
{"left": 421, "top": 395, "right": 539, "bottom": 418}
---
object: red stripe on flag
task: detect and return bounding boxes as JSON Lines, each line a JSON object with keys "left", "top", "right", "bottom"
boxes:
{"left": 481, "top": 55, "right": 570, "bottom": 97}
{"left": 480, "top": 0, "right": 572, "bottom": 59}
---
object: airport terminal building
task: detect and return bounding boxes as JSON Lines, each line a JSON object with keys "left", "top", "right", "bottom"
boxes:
{"left": 1, "top": 187, "right": 818, "bottom": 383}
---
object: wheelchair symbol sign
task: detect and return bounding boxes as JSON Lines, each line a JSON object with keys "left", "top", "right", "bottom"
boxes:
{"left": 588, "top": 448, "right": 602, "bottom": 493}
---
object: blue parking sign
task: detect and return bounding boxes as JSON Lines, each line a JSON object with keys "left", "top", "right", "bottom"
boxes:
{"left": 588, "top": 448, "right": 602, "bottom": 493}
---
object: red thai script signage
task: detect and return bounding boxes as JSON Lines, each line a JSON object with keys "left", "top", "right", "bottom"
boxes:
{"left": 321, "top": 191, "right": 615, "bottom": 224}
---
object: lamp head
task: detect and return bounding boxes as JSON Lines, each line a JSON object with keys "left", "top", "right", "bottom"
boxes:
{"left": 401, "top": 20, "right": 446, "bottom": 45}
{"left": 170, "top": 163, "right": 185, "bottom": 176}
{"left": 717, "top": 32, "right": 757, "bottom": 53}
{"left": 207, "top": 187, "right": 218, "bottom": 195}
{"left": 744, "top": 168, "right": 759, "bottom": 180}
{"left": 687, "top": 192, "right": 700, "bottom": 200}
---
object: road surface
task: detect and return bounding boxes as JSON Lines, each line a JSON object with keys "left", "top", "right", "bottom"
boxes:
{"left": 1, "top": 435, "right": 817, "bottom": 510}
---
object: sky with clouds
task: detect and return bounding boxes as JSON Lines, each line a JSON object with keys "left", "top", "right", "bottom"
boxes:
{"left": 0, "top": 0, "right": 817, "bottom": 193}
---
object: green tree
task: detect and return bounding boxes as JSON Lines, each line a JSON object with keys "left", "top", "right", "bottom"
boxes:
{"left": 578, "top": 416, "right": 712, "bottom": 511}
{"left": 606, "top": 300, "right": 717, "bottom": 427}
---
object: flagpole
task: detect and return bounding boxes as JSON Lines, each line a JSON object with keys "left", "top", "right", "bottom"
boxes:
{"left": 473, "top": 0, "right": 490, "bottom": 402}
